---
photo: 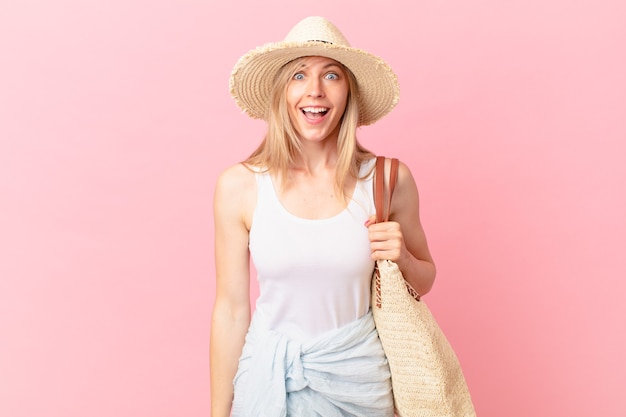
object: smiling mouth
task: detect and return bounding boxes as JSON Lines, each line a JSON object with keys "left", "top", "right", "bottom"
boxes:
{"left": 301, "top": 106, "right": 329, "bottom": 119}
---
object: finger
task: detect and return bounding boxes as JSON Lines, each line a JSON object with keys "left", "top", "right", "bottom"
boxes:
{"left": 368, "top": 220, "right": 401, "bottom": 232}
{"left": 368, "top": 229, "right": 403, "bottom": 245}
{"left": 370, "top": 239, "right": 402, "bottom": 253}
{"left": 371, "top": 248, "right": 401, "bottom": 261}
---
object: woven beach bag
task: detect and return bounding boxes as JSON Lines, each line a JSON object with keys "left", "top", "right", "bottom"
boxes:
{"left": 371, "top": 157, "right": 476, "bottom": 417}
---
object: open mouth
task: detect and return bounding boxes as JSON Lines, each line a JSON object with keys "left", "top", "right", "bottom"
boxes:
{"left": 301, "top": 106, "right": 329, "bottom": 120}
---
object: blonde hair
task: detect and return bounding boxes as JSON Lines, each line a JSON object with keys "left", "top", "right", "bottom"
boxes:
{"left": 244, "top": 57, "right": 375, "bottom": 199}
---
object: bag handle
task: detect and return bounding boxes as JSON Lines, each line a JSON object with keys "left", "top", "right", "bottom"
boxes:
{"left": 374, "top": 156, "right": 399, "bottom": 223}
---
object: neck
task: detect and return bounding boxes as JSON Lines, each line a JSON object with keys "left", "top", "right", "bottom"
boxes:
{"left": 293, "top": 139, "right": 339, "bottom": 175}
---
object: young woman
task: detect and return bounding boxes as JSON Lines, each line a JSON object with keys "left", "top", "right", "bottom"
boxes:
{"left": 210, "top": 16, "right": 436, "bottom": 417}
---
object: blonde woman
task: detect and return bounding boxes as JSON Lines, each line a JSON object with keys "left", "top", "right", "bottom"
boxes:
{"left": 210, "top": 16, "right": 435, "bottom": 417}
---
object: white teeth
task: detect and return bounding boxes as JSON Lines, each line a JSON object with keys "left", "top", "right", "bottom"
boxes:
{"left": 302, "top": 107, "right": 328, "bottom": 113}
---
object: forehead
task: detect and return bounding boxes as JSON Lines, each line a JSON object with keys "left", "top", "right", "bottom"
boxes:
{"left": 295, "top": 56, "right": 344, "bottom": 70}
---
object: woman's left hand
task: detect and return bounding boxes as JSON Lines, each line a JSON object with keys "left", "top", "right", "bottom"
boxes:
{"left": 365, "top": 216, "right": 407, "bottom": 263}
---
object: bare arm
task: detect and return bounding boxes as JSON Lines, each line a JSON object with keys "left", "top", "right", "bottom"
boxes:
{"left": 210, "top": 164, "right": 256, "bottom": 417}
{"left": 367, "top": 159, "right": 436, "bottom": 296}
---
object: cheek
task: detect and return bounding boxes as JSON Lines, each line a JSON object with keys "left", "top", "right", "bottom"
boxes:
{"left": 284, "top": 88, "right": 300, "bottom": 124}
{"left": 334, "top": 91, "right": 349, "bottom": 115}
{"left": 334, "top": 83, "right": 349, "bottom": 112}
{"left": 286, "top": 82, "right": 304, "bottom": 105}
{"left": 285, "top": 88, "right": 300, "bottom": 118}
{"left": 285, "top": 87, "right": 295, "bottom": 107}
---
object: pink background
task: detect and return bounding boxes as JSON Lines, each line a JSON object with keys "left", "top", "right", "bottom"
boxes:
{"left": 1, "top": 1, "right": 625, "bottom": 416}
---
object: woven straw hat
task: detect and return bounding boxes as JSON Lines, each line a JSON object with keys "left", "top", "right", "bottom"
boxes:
{"left": 229, "top": 16, "right": 400, "bottom": 126}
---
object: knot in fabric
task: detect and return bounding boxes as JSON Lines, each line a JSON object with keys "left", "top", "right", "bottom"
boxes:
{"left": 231, "top": 311, "right": 395, "bottom": 417}
{"left": 283, "top": 337, "right": 308, "bottom": 393}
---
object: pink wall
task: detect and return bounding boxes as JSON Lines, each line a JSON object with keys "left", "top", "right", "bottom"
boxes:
{"left": 1, "top": 1, "right": 624, "bottom": 416}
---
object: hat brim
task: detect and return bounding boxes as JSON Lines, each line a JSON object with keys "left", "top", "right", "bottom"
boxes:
{"left": 230, "top": 41, "right": 399, "bottom": 126}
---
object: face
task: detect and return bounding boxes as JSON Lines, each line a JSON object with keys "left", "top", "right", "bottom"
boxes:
{"left": 285, "top": 56, "right": 349, "bottom": 144}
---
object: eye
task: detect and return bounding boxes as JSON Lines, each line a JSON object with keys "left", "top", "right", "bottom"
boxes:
{"left": 325, "top": 72, "right": 339, "bottom": 80}
{"left": 293, "top": 73, "right": 305, "bottom": 80}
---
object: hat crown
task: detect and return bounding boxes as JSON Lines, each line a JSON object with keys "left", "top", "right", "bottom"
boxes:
{"left": 283, "top": 16, "right": 351, "bottom": 47}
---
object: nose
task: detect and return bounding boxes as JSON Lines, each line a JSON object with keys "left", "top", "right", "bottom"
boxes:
{"left": 306, "top": 77, "right": 324, "bottom": 98}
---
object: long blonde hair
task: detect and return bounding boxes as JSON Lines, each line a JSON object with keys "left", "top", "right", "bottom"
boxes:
{"left": 244, "top": 57, "right": 375, "bottom": 199}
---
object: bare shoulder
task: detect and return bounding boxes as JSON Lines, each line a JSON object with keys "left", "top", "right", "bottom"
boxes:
{"left": 215, "top": 163, "right": 257, "bottom": 193}
{"left": 396, "top": 159, "right": 418, "bottom": 191}
{"left": 386, "top": 158, "right": 418, "bottom": 196}
{"left": 214, "top": 163, "right": 258, "bottom": 230}
{"left": 388, "top": 158, "right": 421, "bottom": 216}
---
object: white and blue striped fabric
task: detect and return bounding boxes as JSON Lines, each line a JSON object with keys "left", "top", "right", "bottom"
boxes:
{"left": 231, "top": 310, "right": 394, "bottom": 417}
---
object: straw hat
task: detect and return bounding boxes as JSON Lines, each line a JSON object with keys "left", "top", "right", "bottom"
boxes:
{"left": 229, "top": 16, "right": 400, "bottom": 126}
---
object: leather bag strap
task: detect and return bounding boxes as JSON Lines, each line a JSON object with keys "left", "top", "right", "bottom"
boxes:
{"left": 374, "top": 156, "right": 399, "bottom": 223}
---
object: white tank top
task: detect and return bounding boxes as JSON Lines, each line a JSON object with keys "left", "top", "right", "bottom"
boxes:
{"left": 249, "top": 158, "right": 376, "bottom": 342}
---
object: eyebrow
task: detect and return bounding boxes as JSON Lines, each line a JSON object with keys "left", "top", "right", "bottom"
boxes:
{"left": 297, "top": 61, "right": 343, "bottom": 69}
{"left": 323, "top": 63, "right": 343, "bottom": 70}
